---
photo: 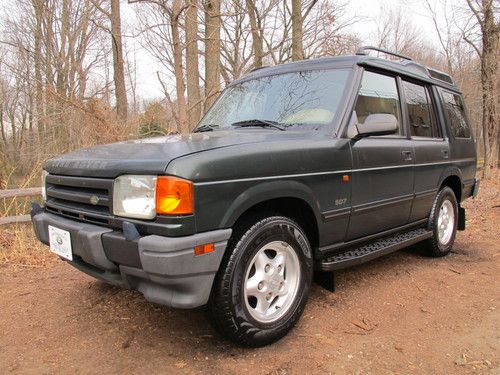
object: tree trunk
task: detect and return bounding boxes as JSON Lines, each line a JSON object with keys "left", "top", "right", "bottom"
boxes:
{"left": 480, "top": 0, "right": 499, "bottom": 179}
{"left": 291, "top": 0, "right": 304, "bottom": 61}
{"left": 56, "top": 0, "right": 70, "bottom": 97}
{"left": 32, "top": 0, "right": 45, "bottom": 138}
{"left": 172, "top": 0, "right": 189, "bottom": 133}
{"left": 185, "top": 0, "right": 202, "bottom": 129}
{"left": 110, "top": 0, "right": 128, "bottom": 122}
{"left": 246, "top": 0, "right": 263, "bottom": 68}
{"left": 203, "top": 0, "right": 221, "bottom": 110}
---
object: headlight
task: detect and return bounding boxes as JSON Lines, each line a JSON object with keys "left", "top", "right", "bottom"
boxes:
{"left": 113, "top": 175, "right": 157, "bottom": 219}
{"left": 41, "top": 170, "right": 49, "bottom": 202}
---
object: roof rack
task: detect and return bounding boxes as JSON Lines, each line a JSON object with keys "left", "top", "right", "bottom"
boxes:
{"left": 356, "top": 46, "right": 412, "bottom": 61}
{"left": 250, "top": 65, "right": 269, "bottom": 72}
{"left": 427, "top": 67, "right": 454, "bottom": 84}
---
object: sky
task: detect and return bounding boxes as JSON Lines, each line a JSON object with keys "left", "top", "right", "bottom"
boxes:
{"left": 0, "top": 0, "right": 456, "bottom": 101}
{"left": 124, "top": 0, "right": 455, "bottom": 101}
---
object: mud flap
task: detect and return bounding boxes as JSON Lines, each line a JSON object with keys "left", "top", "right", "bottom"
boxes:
{"left": 457, "top": 206, "right": 466, "bottom": 231}
{"left": 314, "top": 271, "right": 336, "bottom": 292}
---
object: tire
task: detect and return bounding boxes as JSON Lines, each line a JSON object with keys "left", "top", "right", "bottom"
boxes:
{"left": 425, "top": 187, "right": 458, "bottom": 257}
{"left": 207, "top": 215, "right": 313, "bottom": 347}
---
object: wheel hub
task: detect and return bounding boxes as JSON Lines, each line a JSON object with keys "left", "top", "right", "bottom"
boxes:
{"left": 437, "top": 199, "right": 455, "bottom": 245}
{"left": 243, "top": 240, "right": 301, "bottom": 323}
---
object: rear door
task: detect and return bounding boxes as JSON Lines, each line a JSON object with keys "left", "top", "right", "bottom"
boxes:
{"left": 438, "top": 89, "right": 477, "bottom": 197}
{"left": 347, "top": 70, "right": 415, "bottom": 240}
{"left": 402, "top": 80, "right": 450, "bottom": 221}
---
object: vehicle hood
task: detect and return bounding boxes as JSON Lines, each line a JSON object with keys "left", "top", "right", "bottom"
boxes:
{"left": 44, "top": 130, "right": 320, "bottom": 178}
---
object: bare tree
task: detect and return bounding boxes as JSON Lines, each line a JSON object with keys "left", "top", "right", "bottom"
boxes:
{"left": 185, "top": 0, "right": 202, "bottom": 128}
{"left": 203, "top": 0, "right": 221, "bottom": 109}
{"left": 91, "top": 0, "right": 129, "bottom": 121}
{"left": 32, "top": 0, "right": 45, "bottom": 137}
{"left": 375, "top": 6, "right": 423, "bottom": 55}
{"left": 291, "top": 0, "right": 304, "bottom": 60}
{"left": 172, "top": 0, "right": 189, "bottom": 132}
{"left": 462, "top": 0, "right": 499, "bottom": 178}
{"left": 110, "top": 0, "right": 129, "bottom": 122}
{"left": 424, "top": 0, "right": 458, "bottom": 75}
{"left": 246, "top": 0, "right": 264, "bottom": 68}
{"left": 130, "top": 0, "right": 189, "bottom": 133}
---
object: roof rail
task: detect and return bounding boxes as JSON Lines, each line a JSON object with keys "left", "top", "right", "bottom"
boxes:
{"left": 250, "top": 65, "right": 269, "bottom": 72}
{"left": 356, "top": 46, "right": 412, "bottom": 61}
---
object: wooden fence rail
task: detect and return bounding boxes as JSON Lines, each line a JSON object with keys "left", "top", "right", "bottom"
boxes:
{"left": 0, "top": 158, "right": 487, "bottom": 226}
{"left": 0, "top": 187, "right": 41, "bottom": 225}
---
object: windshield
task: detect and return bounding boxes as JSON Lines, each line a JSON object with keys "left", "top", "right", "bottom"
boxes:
{"left": 199, "top": 69, "right": 350, "bottom": 130}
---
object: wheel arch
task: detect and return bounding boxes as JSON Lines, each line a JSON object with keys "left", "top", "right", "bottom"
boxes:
{"left": 438, "top": 167, "right": 463, "bottom": 202}
{"left": 219, "top": 181, "right": 321, "bottom": 249}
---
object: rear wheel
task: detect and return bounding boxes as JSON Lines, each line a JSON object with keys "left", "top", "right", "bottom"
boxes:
{"left": 207, "top": 215, "right": 313, "bottom": 346}
{"left": 425, "top": 187, "right": 458, "bottom": 257}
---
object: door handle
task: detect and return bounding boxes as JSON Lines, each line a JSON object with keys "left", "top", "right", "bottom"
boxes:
{"left": 402, "top": 150, "right": 413, "bottom": 161}
{"left": 442, "top": 150, "right": 449, "bottom": 159}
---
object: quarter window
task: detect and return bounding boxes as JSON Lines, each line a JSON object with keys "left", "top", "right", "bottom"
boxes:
{"left": 441, "top": 91, "right": 471, "bottom": 138}
{"left": 355, "top": 71, "right": 402, "bottom": 135}
{"left": 403, "top": 81, "right": 440, "bottom": 138}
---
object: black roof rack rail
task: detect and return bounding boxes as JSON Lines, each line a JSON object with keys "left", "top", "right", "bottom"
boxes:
{"left": 356, "top": 46, "right": 412, "bottom": 61}
{"left": 250, "top": 65, "right": 269, "bottom": 72}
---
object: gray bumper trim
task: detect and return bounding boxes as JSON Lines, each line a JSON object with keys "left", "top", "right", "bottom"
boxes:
{"left": 32, "top": 211, "right": 232, "bottom": 308}
{"left": 32, "top": 211, "right": 116, "bottom": 270}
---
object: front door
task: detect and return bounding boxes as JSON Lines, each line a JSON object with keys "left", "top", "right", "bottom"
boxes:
{"left": 347, "top": 70, "right": 414, "bottom": 240}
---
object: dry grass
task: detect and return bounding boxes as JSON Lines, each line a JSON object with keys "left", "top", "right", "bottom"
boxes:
{"left": 0, "top": 224, "right": 52, "bottom": 267}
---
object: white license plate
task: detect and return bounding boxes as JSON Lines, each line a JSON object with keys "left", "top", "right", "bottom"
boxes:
{"left": 48, "top": 225, "right": 73, "bottom": 261}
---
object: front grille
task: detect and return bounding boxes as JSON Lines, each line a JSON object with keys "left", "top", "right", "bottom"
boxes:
{"left": 45, "top": 174, "right": 113, "bottom": 225}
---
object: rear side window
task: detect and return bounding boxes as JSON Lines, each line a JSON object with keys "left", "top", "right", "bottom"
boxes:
{"left": 441, "top": 91, "right": 471, "bottom": 138}
{"left": 403, "top": 81, "right": 440, "bottom": 138}
{"left": 355, "top": 71, "right": 402, "bottom": 135}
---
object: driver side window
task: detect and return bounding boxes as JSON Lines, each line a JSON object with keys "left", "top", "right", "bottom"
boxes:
{"left": 355, "top": 71, "right": 402, "bottom": 135}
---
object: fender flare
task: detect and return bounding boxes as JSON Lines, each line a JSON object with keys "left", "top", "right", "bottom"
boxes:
{"left": 219, "top": 180, "right": 322, "bottom": 229}
{"left": 437, "top": 165, "right": 464, "bottom": 202}
{"left": 438, "top": 165, "right": 462, "bottom": 183}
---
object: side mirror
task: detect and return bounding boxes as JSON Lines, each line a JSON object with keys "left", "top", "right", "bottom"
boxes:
{"left": 354, "top": 114, "right": 398, "bottom": 139}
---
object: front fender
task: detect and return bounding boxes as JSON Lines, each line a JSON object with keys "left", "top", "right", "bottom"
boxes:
{"left": 219, "top": 180, "right": 322, "bottom": 229}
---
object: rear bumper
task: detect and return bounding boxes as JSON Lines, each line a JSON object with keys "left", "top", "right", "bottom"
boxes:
{"left": 31, "top": 209, "right": 231, "bottom": 308}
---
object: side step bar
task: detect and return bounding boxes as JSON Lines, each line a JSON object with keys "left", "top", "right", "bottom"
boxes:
{"left": 318, "top": 228, "right": 432, "bottom": 271}
{"left": 315, "top": 228, "right": 432, "bottom": 291}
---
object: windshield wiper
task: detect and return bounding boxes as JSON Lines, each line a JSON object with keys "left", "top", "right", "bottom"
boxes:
{"left": 193, "top": 124, "right": 219, "bottom": 133}
{"left": 231, "top": 119, "right": 286, "bottom": 131}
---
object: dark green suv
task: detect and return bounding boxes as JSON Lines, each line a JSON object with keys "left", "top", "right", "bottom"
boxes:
{"left": 32, "top": 47, "right": 479, "bottom": 346}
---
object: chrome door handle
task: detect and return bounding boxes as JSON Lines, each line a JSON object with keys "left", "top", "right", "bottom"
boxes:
{"left": 442, "top": 150, "right": 449, "bottom": 159}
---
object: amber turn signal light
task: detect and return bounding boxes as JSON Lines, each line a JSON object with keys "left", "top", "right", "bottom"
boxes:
{"left": 156, "top": 176, "right": 194, "bottom": 215}
{"left": 194, "top": 243, "right": 214, "bottom": 256}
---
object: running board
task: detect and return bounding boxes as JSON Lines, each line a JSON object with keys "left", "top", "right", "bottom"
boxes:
{"left": 317, "top": 228, "right": 432, "bottom": 272}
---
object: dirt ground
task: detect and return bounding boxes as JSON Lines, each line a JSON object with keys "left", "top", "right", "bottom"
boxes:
{"left": 0, "top": 175, "right": 499, "bottom": 375}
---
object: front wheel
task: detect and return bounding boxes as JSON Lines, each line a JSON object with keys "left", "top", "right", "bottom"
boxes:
{"left": 207, "top": 216, "right": 313, "bottom": 346}
{"left": 425, "top": 187, "right": 458, "bottom": 257}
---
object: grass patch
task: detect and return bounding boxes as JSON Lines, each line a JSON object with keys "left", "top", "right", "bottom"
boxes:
{"left": 0, "top": 224, "right": 52, "bottom": 267}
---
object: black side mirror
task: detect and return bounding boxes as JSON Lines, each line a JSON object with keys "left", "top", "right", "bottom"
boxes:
{"left": 353, "top": 114, "right": 399, "bottom": 139}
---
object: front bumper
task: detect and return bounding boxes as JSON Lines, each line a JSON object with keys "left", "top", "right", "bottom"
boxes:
{"left": 32, "top": 209, "right": 231, "bottom": 308}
